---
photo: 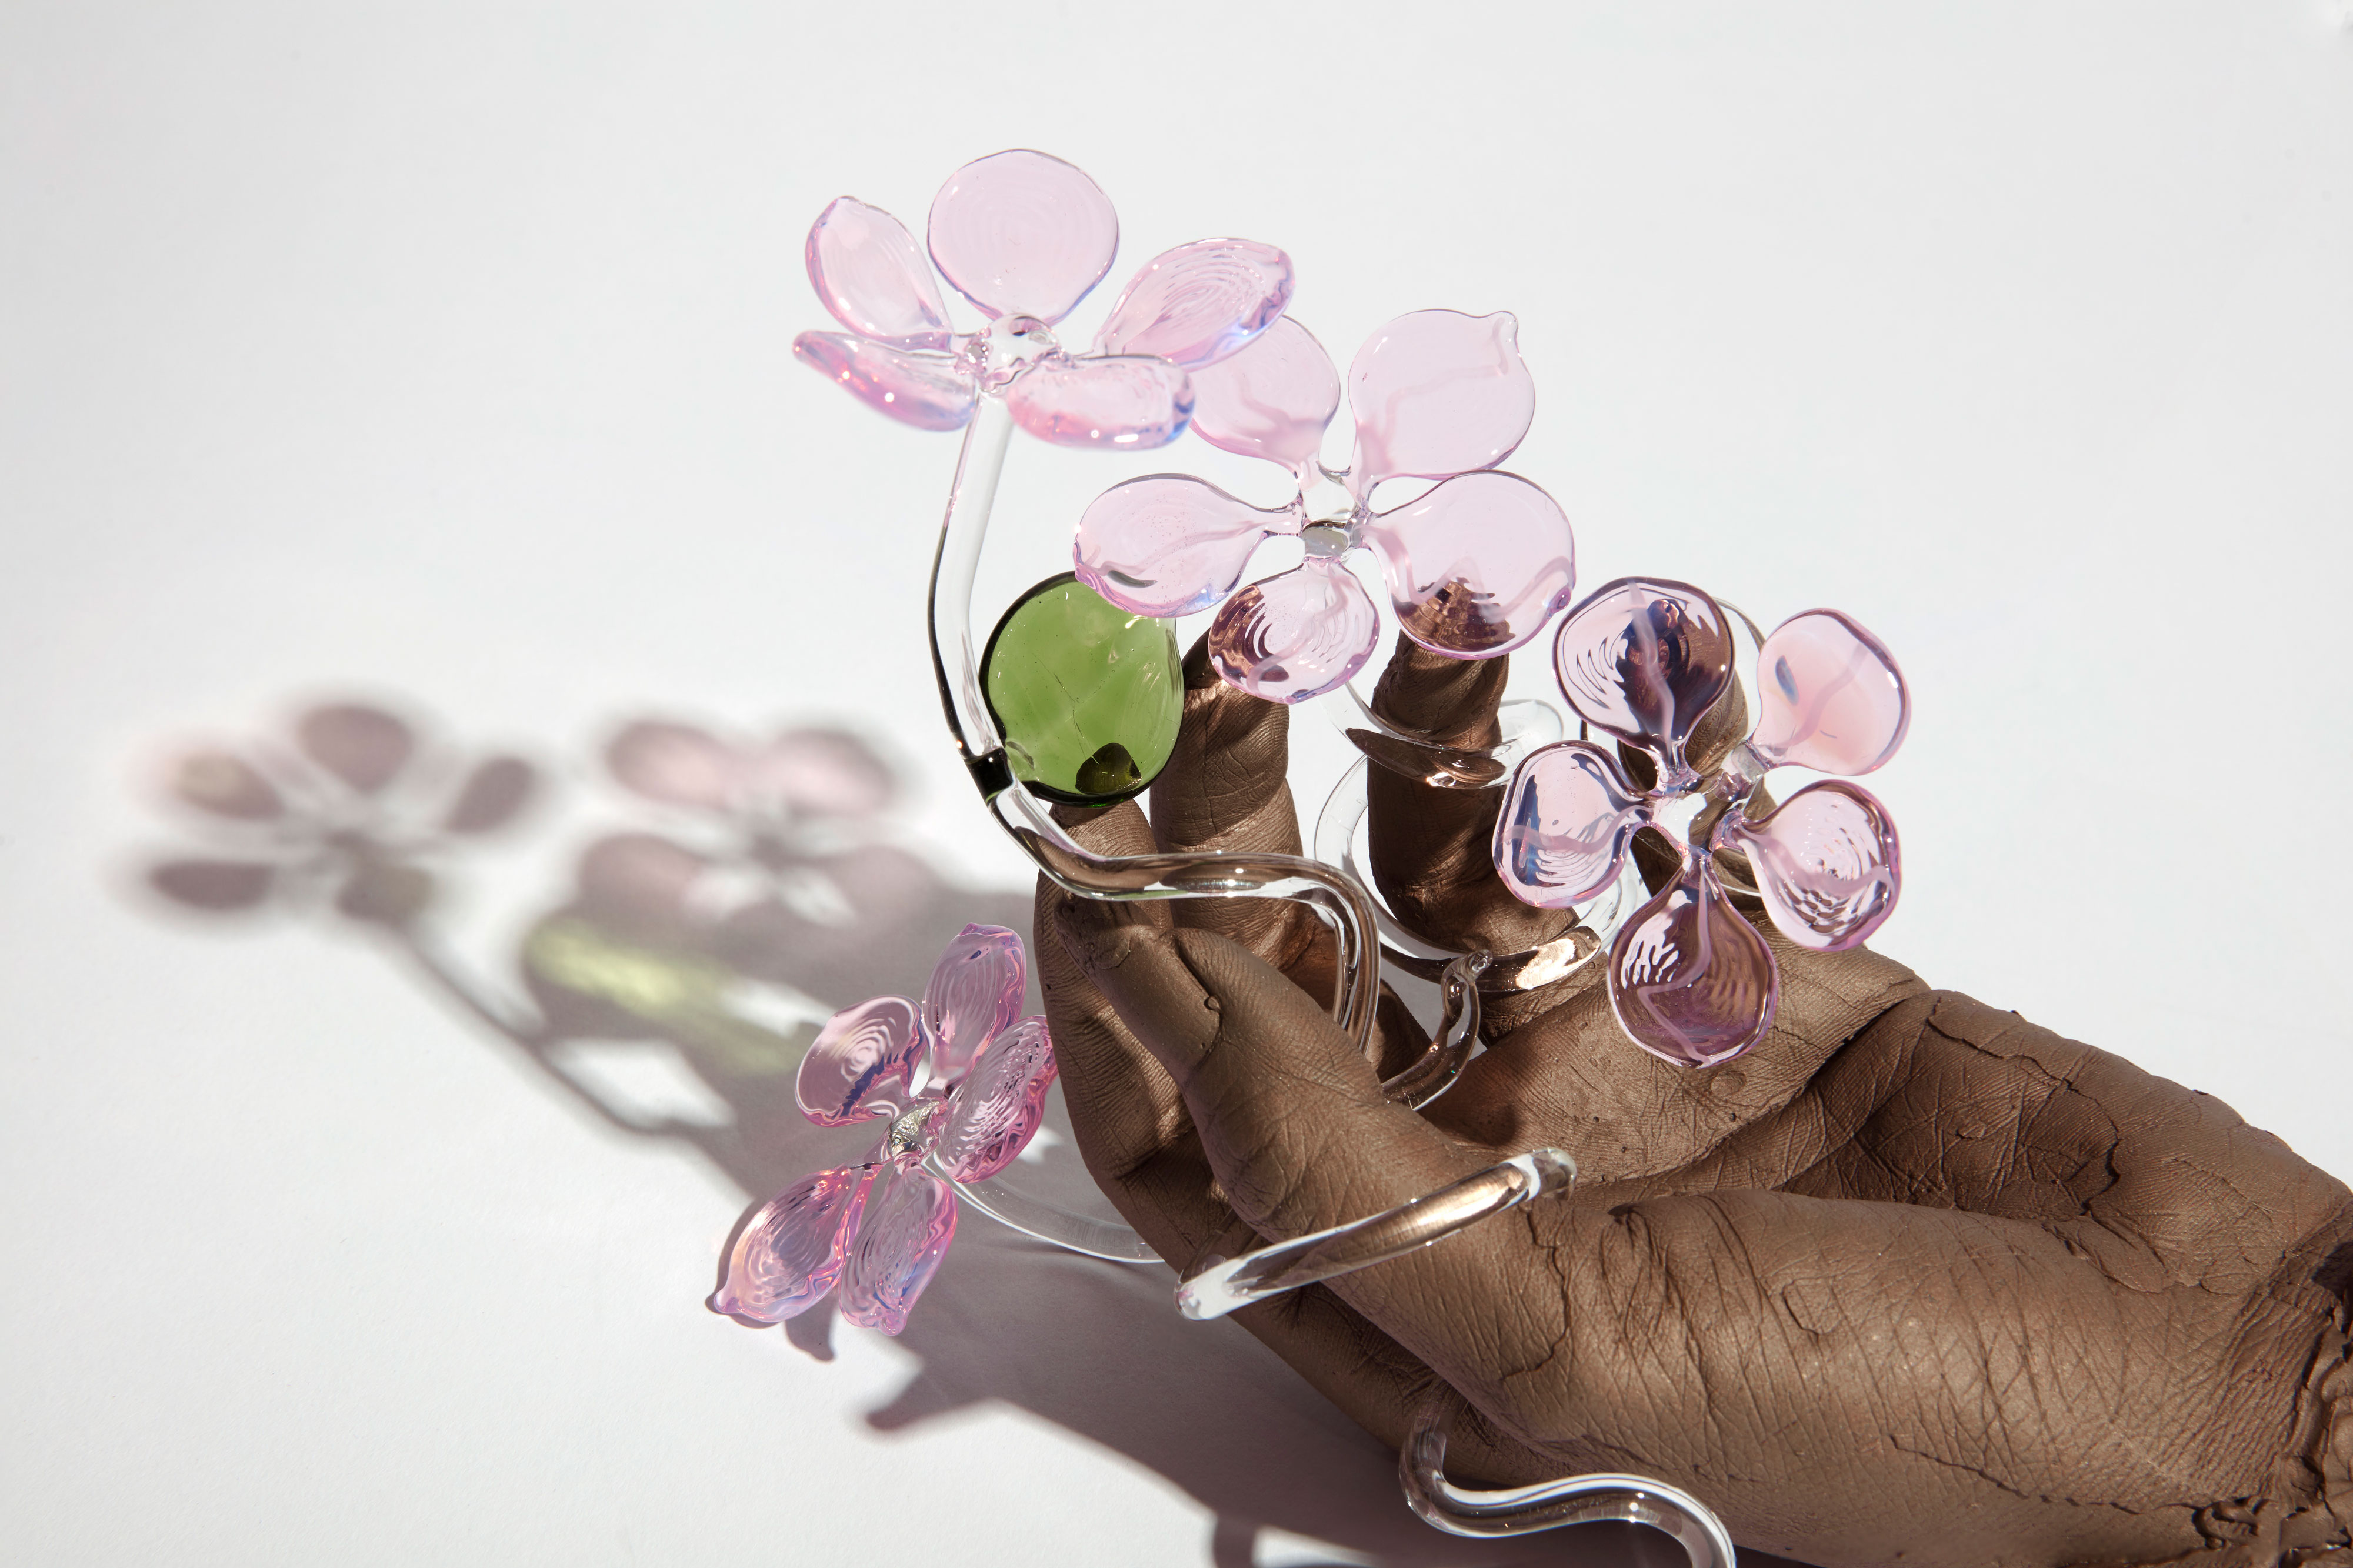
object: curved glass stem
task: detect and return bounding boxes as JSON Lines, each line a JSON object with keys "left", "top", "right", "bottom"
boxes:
{"left": 931, "top": 1156, "right": 1159, "bottom": 1263}
{"left": 927, "top": 393, "right": 1497, "bottom": 1263}
{"left": 927, "top": 391, "right": 1394, "bottom": 1057}
{"left": 1401, "top": 1386, "right": 1737, "bottom": 1563}
{"left": 1175, "top": 1149, "right": 1575, "bottom": 1320}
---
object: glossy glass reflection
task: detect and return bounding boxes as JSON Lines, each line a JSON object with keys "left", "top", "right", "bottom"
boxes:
{"left": 1717, "top": 781, "right": 1900, "bottom": 951}
{"left": 926, "top": 149, "right": 1119, "bottom": 324}
{"left": 1208, "top": 558, "right": 1383, "bottom": 703}
{"left": 1552, "top": 579, "right": 1733, "bottom": 785}
{"left": 1748, "top": 609, "right": 1910, "bottom": 776}
{"left": 1608, "top": 862, "right": 1779, "bottom": 1069}
{"left": 1494, "top": 741, "right": 1646, "bottom": 909}
{"left": 1075, "top": 475, "right": 1292, "bottom": 618}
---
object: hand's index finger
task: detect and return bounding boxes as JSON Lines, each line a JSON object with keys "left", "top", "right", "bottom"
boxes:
{"left": 1149, "top": 636, "right": 1318, "bottom": 969}
{"left": 1058, "top": 903, "right": 1568, "bottom": 1388}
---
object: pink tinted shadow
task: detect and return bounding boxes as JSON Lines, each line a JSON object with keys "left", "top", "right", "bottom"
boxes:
{"left": 934, "top": 1016, "right": 1058, "bottom": 1183}
{"left": 1552, "top": 579, "right": 1734, "bottom": 783}
{"left": 837, "top": 1163, "right": 958, "bottom": 1336}
{"left": 796, "top": 996, "right": 925, "bottom": 1125}
{"left": 805, "top": 197, "right": 955, "bottom": 349}
{"left": 297, "top": 703, "right": 414, "bottom": 793}
{"left": 1091, "top": 239, "right": 1294, "bottom": 369}
{"left": 1347, "top": 310, "right": 1535, "bottom": 492}
{"left": 755, "top": 729, "right": 892, "bottom": 819}
{"left": 1208, "top": 558, "right": 1382, "bottom": 703}
{"left": 1717, "top": 780, "right": 1901, "bottom": 952}
{"left": 1748, "top": 610, "right": 1911, "bottom": 776}
{"left": 1006, "top": 354, "right": 1192, "bottom": 449}
{"left": 1369, "top": 470, "right": 1575, "bottom": 658}
{"left": 1493, "top": 742, "right": 1646, "bottom": 908}
{"left": 1188, "top": 316, "right": 1342, "bottom": 472}
{"left": 708, "top": 1165, "right": 871, "bottom": 1322}
{"left": 792, "top": 332, "right": 976, "bottom": 431}
{"left": 171, "top": 750, "right": 286, "bottom": 820}
{"left": 1608, "top": 862, "right": 1779, "bottom": 1069}
{"left": 921, "top": 925, "right": 1026, "bottom": 1086}
{"left": 1075, "top": 475, "right": 1289, "bottom": 617}
{"left": 926, "top": 149, "right": 1118, "bottom": 324}
{"left": 605, "top": 720, "right": 740, "bottom": 810}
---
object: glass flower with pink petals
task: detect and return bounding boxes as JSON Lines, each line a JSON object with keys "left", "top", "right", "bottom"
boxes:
{"left": 1493, "top": 581, "right": 1909, "bottom": 1069}
{"left": 1072, "top": 310, "right": 1577, "bottom": 701}
{"left": 794, "top": 149, "right": 1295, "bottom": 451}
{"left": 708, "top": 924, "right": 1056, "bottom": 1336}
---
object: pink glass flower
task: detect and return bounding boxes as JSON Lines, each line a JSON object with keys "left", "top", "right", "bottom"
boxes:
{"left": 708, "top": 925, "right": 1056, "bottom": 1335}
{"left": 1072, "top": 311, "right": 1577, "bottom": 700}
{"left": 794, "top": 149, "right": 1295, "bottom": 451}
{"left": 1492, "top": 582, "right": 1909, "bottom": 1069}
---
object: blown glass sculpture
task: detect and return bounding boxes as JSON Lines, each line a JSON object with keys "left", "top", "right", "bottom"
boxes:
{"left": 795, "top": 148, "right": 1292, "bottom": 451}
{"left": 1492, "top": 579, "right": 1909, "bottom": 1067}
{"left": 1072, "top": 311, "right": 1577, "bottom": 701}
{"left": 766, "top": 146, "right": 1847, "bottom": 1557}
{"left": 708, "top": 925, "right": 1056, "bottom": 1335}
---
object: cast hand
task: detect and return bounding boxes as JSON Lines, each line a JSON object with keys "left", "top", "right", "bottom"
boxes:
{"left": 1037, "top": 638, "right": 2353, "bottom": 1568}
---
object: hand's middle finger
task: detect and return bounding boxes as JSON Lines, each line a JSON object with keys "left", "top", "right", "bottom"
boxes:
{"left": 1366, "top": 637, "right": 1579, "bottom": 960}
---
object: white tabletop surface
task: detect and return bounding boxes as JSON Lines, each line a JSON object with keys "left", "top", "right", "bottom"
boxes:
{"left": 6, "top": 4, "right": 2351, "bottom": 1564}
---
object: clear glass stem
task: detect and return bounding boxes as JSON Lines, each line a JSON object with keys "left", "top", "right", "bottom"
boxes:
{"left": 929, "top": 1155, "right": 1158, "bottom": 1263}
{"left": 1401, "top": 1386, "right": 1737, "bottom": 1563}
{"left": 1175, "top": 1149, "right": 1575, "bottom": 1320}
{"left": 927, "top": 393, "right": 1392, "bottom": 1059}
{"left": 930, "top": 393, "right": 1016, "bottom": 779}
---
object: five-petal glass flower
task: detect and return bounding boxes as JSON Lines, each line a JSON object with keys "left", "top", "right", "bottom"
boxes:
{"left": 795, "top": 149, "right": 1294, "bottom": 451}
{"left": 709, "top": 925, "right": 1056, "bottom": 1336}
{"left": 1492, "top": 581, "right": 1909, "bottom": 1068}
{"left": 1072, "top": 311, "right": 1577, "bottom": 700}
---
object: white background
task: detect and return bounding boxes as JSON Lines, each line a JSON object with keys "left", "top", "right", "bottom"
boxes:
{"left": 5, "top": 3, "right": 2351, "bottom": 1564}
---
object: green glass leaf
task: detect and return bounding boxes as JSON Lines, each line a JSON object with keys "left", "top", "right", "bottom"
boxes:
{"left": 981, "top": 574, "right": 1183, "bottom": 806}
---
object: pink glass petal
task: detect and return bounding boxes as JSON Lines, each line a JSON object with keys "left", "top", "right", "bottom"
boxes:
{"left": 1748, "top": 610, "right": 1911, "bottom": 776}
{"left": 1188, "top": 316, "right": 1342, "bottom": 473}
{"left": 932, "top": 1016, "right": 1057, "bottom": 1183}
{"left": 604, "top": 720, "right": 742, "bottom": 810}
{"left": 792, "top": 332, "right": 975, "bottom": 431}
{"left": 921, "top": 924, "right": 1026, "bottom": 1086}
{"left": 1368, "top": 471, "right": 1575, "bottom": 658}
{"left": 837, "top": 1162, "right": 958, "bottom": 1336}
{"left": 805, "top": 197, "right": 955, "bottom": 350}
{"left": 1347, "top": 310, "right": 1535, "bottom": 492}
{"left": 1715, "top": 781, "right": 1901, "bottom": 952}
{"left": 1006, "top": 353, "right": 1192, "bottom": 449}
{"left": 708, "top": 1165, "right": 869, "bottom": 1323}
{"left": 1091, "top": 239, "right": 1294, "bottom": 369}
{"left": 1208, "top": 558, "right": 1382, "bottom": 703}
{"left": 1494, "top": 742, "right": 1646, "bottom": 908}
{"left": 1552, "top": 579, "right": 1734, "bottom": 785}
{"left": 1075, "top": 475, "right": 1291, "bottom": 617}
{"left": 926, "top": 149, "right": 1118, "bottom": 324}
{"left": 1608, "top": 861, "right": 1779, "bottom": 1069}
{"left": 796, "top": 996, "right": 925, "bottom": 1125}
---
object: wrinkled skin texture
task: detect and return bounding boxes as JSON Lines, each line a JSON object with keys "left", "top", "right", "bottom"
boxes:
{"left": 1038, "top": 637, "right": 2353, "bottom": 1568}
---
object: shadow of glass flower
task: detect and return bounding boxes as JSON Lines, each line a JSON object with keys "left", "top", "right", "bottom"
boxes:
{"left": 145, "top": 699, "right": 536, "bottom": 929}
